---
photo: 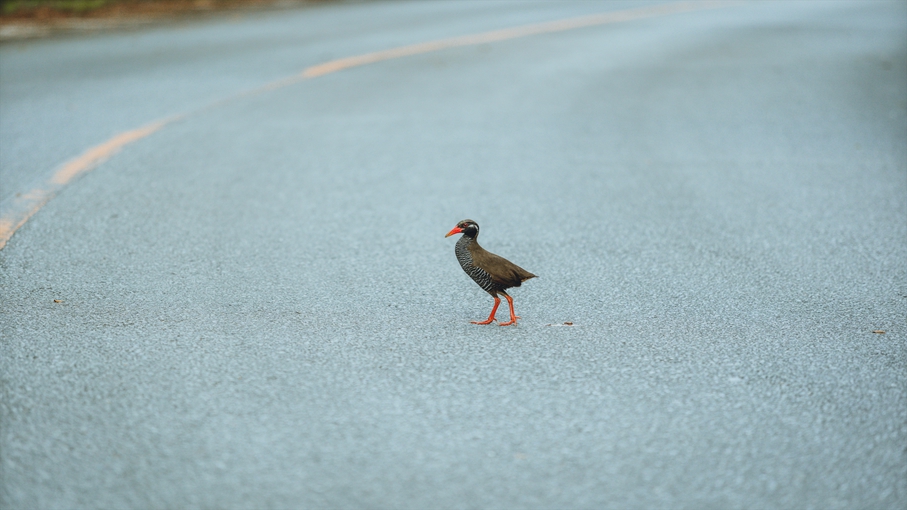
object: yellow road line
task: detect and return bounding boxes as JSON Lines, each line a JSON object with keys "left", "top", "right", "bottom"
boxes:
{"left": 50, "top": 120, "right": 172, "bottom": 187}
{"left": 0, "top": 120, "right": 172, "bottom": 250}
{"left": 0, "top": 0, "right": 735, "bottom": 250}
{"left": 301, "top": 0, "right": 730, "bottom": 78}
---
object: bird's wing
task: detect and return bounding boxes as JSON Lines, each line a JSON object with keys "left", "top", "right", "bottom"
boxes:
{"left": 472, "top": 249, "right": 535, "bottom": 288}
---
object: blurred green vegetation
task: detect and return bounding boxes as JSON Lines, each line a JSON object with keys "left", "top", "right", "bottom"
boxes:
{"left": 2, "top": 0, "right": 111, "bottom": 15}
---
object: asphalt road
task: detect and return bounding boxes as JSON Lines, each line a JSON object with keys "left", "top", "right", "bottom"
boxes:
{"left": 2, "top": 1, "right": 906, "bottom": 508}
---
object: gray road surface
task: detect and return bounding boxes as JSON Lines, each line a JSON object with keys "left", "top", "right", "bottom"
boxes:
{"left": 1, "top": 1, "right": 905, "bottom": 508}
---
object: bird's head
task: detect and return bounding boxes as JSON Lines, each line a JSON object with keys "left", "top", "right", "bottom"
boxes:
{"left": 445, "top": 219, "right": 479, "bottom": 238}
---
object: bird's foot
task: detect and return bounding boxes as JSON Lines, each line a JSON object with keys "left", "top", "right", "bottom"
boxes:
{"left": 471, "top": 319, "right": 495, "bottom": 325}
{"left": 498, "top": 319, "right": 517, "bottom": 326}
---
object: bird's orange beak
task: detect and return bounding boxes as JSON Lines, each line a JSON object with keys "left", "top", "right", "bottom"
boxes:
{"left": 445, "top": 226, "right": 463, "bottom": 238}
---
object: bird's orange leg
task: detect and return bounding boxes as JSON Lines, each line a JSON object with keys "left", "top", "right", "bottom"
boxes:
{"left": 498, "top": 294, "right": 519, "bottom": 326}
{"left": 471, "top": 296, "right": 501, "bottom": 325}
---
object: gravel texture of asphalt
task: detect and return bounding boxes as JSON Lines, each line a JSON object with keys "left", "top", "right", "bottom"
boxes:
{"left": 1, "top": 1, "right": 905, "bottom": 508}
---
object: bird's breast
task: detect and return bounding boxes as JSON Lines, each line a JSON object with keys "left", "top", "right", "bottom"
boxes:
{"left": 455, "top": 237, "right": 496, "bottom": 293}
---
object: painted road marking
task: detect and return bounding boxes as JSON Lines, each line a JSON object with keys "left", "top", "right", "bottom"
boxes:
{"left": 301, "top": 0, "right": 731, "bottom": 78}
{"left": 0, "top": 0, "right": 735, "bottom": 250}
{"left": 0, "top": 119, "right": 173, "bottom": 250}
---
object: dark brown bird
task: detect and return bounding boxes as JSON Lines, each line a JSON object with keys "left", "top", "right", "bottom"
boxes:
{"left": 445, "top": 219, "right": 536, "bottom": 326}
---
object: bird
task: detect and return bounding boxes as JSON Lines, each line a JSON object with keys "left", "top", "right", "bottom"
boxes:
{"left": 445, "top": 219, "right": 536, "bottom": 326}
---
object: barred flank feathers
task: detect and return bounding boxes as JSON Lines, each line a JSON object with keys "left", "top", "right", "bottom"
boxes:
{"left": 456, "top": 235, "right": 498, "bottom": 293}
